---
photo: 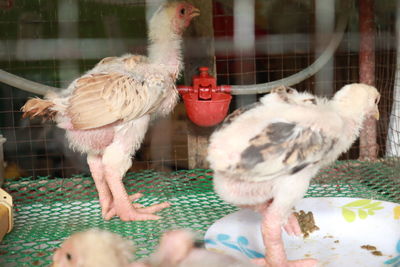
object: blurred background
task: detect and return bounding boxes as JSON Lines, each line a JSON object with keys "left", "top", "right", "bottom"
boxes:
{"left": 0, "top": 0, "right": 398, "bottom": 178}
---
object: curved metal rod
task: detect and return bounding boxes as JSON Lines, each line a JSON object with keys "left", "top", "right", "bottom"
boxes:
{"left": 230, "top": 9, "right": 349, "bottom": 95}
{"left": 0, "top": 8, "right": 349, "bottom": 96}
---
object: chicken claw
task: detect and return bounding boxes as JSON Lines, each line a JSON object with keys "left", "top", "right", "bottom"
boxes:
{"left": 103, "top": 193, "right": 171, "bottom": 221}
{"left": 283, "top": 213, "right": 302, "bottom": 236}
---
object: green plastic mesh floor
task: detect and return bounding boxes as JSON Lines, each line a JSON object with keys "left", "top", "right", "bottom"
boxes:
{"left": 0, "top": 160, "right": 399, "bottom": 266}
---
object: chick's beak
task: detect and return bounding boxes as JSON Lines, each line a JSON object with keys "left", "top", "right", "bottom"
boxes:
{"left": 373, "top": 106, "right": 380, "bottom": 120}
{"left": 189, "top": 7, "right": 200, "bottom": 18}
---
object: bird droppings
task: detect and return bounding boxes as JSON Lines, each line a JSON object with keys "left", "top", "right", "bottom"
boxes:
{"left": 372, "top": 251, "right": 383, "bottom": 256}
{"left": 361, "top": 245, "right": 377, "bottom": 251}
{"left": 361, "top": 245, "right": 383, "bottom": 256}
{"left": 334, "top": 240, "right": 339, "bottom": 243}
{"left": 294, "top": 210, "right": 319, "bottom": 238}
{"left": 323, "top": 235, "right": 334, "bottom": 239}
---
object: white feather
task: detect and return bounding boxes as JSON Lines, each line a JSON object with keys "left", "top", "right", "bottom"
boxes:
{"left": 208, "top": 83, "right": 380, "bottom": 221}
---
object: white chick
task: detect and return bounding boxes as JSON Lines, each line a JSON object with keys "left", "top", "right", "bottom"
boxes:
{"left": 207, "top": 83, "right": 380, "bottom": 267}
{"left": 131, "top": 230, "right": 258, "bottom": 267}
{"left": 21, "top": 2, "right": 199, "bottom": 221}
{"left": 52, "top": 229, "right": 135, "bottom": 267}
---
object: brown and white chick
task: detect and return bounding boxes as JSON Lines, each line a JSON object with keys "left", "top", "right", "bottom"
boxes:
{"left": 52, "top": 229, "right": 135, "bottom": 267}
{"left": 207, "top": 83, "right": 380, "bottom": 267}
{"left": 131, "top": 230, "right": 258, "bottom": 267}
{"left": 21, "top": 2, "right": 199, "bottom": 221}
{"left": 218, "top": 86, "right": 319, "bottom": 131}
{"left": 267, "top": 86, "right": 319, "bottom": 106}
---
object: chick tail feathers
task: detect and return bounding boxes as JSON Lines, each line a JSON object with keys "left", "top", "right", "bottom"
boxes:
{"left": 21, "top": 97, "right": 57, "bottom": 120}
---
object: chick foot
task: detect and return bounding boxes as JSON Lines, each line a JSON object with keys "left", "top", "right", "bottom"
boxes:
{"left": 103, "top": 193, "right": 170, "bottom": 221}
{"left": 99, "top": 193, "right": 140, "bottom": 218}
{"left": 283, "top": 213, "right": 302, "bottom": 236}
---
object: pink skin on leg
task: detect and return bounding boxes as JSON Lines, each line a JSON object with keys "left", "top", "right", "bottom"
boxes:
{"left": 246, "top": 202, "right": 302, "bottom": 237}
{"left": 87, "top": 153, "right": 170, "bottom": 221}
{"left": 87, "top": 154, "right": 113, "bottom": 218}
{"left": 87, "top": 117, "right": 171, "bottom": 221}
{"left": 102, "top": 166, "right": 170, "bottom": 221}
{"left": 100, "top": 142, "right": 170, "bottom": 221}
{"left": 252, "top": 208, "right": 317, "bottom": 267}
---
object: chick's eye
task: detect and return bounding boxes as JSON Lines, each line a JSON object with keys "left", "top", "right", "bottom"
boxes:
{"left": 374, "top": 97, "right": 379, "bottom": 104}
{"left": 66, "top": 253, "right": 72, "bottom": 261}
{"left": 180, "top": 8, "right": 186, "bottom": 15}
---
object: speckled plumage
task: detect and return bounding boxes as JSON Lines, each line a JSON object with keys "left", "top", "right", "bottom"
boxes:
{"left": 208, "top": 83, "right": 380, "bottom": 267}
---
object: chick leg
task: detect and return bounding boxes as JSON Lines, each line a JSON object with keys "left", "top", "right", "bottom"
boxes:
{"left": 87, "top": 154, "right": 113, "bottom": 218}
{"left": 102, "top": 143, "right": 170, "bottom": 221}
{"left": 259, "top": 208, "right": 317, "bottom": 267}
{"left": 104, "top": 173, "right": 166, "bottom": 221}
{"left": 89, "top": 154, "right": 154, "bottom": 219}
{"left": 259, "top": 173, "right": 317, "bottom": 267}
{"left": 100, "top": 117, "right": 170, "bottom": 221}
{"left": 247, "top": 202, "right": 302, "bottom": 236}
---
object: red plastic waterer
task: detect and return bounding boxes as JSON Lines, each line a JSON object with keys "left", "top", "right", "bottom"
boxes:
{"left": 178, "top": 67, "right": 232, "bottom": 127}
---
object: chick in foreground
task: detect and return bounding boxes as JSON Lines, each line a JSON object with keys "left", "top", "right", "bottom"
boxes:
{"left": 53, "top": 229, "right": 257, "bottom": 267}
{"left": 131, "top": 230, "right": 258, "bottom": 267}
{"left": 52, "top": 229, "right": 135, "bottom": 267}
{"left": 208, "top": 84, "right": 380, "bottom": 267}
{"left": 22, "top": 2, "right": 199, "bottom": 221}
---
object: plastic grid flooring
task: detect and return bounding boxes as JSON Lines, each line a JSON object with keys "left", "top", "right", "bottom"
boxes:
{"left": 0, "top": 160, "right": 399, "bottom": 266}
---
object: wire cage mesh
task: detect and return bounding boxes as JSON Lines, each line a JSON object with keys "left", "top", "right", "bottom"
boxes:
{"left": 0, "top": 0, "right": 398, "bottom": 177}
{"left": 0, "top": 0, "right": 400, "bottom": 266}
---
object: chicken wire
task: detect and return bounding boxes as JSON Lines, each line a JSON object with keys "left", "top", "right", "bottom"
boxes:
{"left": 0, "top": 0, "right": 189, "bottom": 178}
{"left": 0, "top": 161, "right": 399, "bottom": 267}
{"left": 0, "top": 0, "right": 399, "bottom": 177}
{"left": 0, "top": 1, "right": 400, "bottom": 266}
{"left": 213, "top": 0, "right": 398, "bottom": 160}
